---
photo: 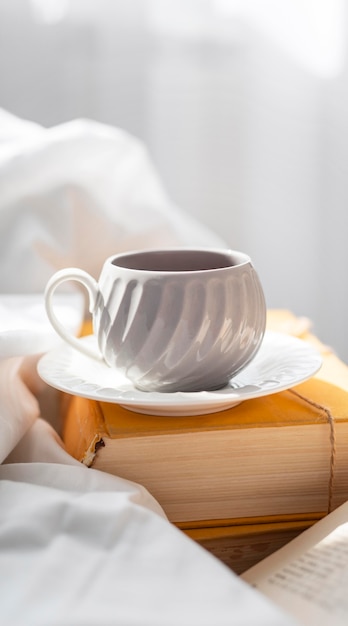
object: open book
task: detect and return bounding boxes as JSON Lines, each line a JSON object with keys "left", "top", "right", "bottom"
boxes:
{"left": 242, "top": 501, "right": 348, "bottom": 626}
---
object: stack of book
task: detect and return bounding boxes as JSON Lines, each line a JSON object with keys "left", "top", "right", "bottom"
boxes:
{"left": 61, "top": 310, "right": 348, "bottom": 574}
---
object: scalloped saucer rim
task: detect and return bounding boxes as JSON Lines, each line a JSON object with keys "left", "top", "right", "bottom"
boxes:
{"left": 37, "top": 331, "right": 322, "bottom": 416}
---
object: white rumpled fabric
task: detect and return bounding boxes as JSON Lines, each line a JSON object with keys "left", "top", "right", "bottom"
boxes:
{"left": 0, "top": 110, "right": 297, "bottom": 625}
{"left": 0, "top": 108, "right": 223, "bottom": 293}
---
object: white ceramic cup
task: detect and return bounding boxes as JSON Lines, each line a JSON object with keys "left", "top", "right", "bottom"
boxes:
{"left": 44, "top": 247, "right": 266, "bottom": 393}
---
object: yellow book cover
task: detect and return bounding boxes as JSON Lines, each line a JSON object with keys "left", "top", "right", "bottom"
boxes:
{"left": 60, "top": 311, "right": 348, "bottom": 571}
{"left": 60, "top": 311, "right": 348, "bottom": 524}
{"left": 62, "top": 376, "right": 348, "bottom": 524}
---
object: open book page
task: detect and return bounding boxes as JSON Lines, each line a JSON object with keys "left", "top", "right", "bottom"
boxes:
{"left": 242, "top": 501, "right": 348, "bottom": 626}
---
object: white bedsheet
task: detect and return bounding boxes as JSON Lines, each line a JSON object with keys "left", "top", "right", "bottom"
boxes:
{"left": 1, "top": 410, "right": 297, "bottom": 626}
{"left": 0, "top": 110, "right": 298, "bottom": 625}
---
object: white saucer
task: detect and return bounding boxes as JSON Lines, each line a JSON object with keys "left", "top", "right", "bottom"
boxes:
{"left": 37, "top": 331, "right": 322, "bottom": 416}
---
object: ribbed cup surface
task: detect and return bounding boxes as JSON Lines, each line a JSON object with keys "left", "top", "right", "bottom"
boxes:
{"left": 94, "top": 261, "right": 266, "bottom": 392}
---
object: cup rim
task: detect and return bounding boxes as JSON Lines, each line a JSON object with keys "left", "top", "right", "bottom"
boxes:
{"left": 105, "top": 247, "right": 252, "bottom": 274}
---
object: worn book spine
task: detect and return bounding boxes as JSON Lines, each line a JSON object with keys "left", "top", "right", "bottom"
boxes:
{"left": 60, "top": 310, "right": 348, "bottom": 572}
{"left": 62, "top": 376, "right": 348, "bottom": 522}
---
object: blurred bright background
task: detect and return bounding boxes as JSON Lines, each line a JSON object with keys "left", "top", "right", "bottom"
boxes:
{"left": 1, "top": 0, "right": 348, "bottom": 360}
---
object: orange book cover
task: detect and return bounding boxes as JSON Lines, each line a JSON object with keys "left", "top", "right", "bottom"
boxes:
{"left": 61, "top": 311, "right": 348, "bottom": 524}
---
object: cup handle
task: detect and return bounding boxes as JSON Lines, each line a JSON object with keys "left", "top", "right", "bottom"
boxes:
{"left": 44, "top": 268, "right": 103, "bottom": 361}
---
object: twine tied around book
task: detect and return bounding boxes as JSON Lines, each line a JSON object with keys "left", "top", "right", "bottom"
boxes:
{"left": 289, "top": 389, "right": 336, "bottom": 514}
